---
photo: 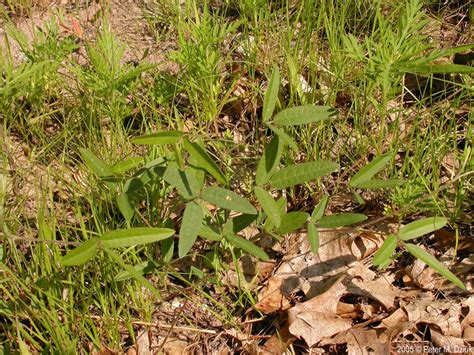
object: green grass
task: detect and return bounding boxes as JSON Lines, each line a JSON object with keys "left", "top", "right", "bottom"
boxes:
{"left": 1, "top": 0, "right": 473, "bottom": 352}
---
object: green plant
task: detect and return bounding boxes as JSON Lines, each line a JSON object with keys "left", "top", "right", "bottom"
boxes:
{"left": 60, "top": 67, "right": 465, "bottom": 294}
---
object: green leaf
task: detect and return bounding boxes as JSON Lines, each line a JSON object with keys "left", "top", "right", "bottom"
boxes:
{"left": 132, "top": 130, "right": 184, "bottom": 145}
{"left": 199, "top": 224, "right": 223, "bottom": 241}
{"left": 225, "top": 234, "right": 269, "bottom": 261}
{"left": 399, "top": 217, "right": 448, "bottom": 241}
{"left": 349, "top": 154, "right": 391, "bottom": 187}
{"left": 114, "top": 260, "right": 158, "bottom": 281}
{"left": 277, "top": 212, "right": 309, "bottom": 235}
{"left": 400, "top": 63, "right": 474, "bottom": 74}
{"left": 104, "top": 248, "right": 162, "bottom": 301}
{"left": 265, "top": 123, "right": 299, "bottom": 151}
{"left": 254, "top": 186, "right": 281, "bottom": 228}
{"left": 202, "top": 186, "right": 257, "bottom": 214}
{"left": 262, "top": 66, "right": 280, "bottom": 122}
{"left": 310, "top": 194, "right": 329, "bottom": 223}
{"left": 163, "top": 163, "right": 201, "bottom": 200}
{"left": 61, "top": 238, "right": 98, "bottom": 266}
{"left": 373, "top": 234, "right": 397, "bottom": 267}
{"left": 79, "top": 148, "right": 114, "bottom": 178}
{"left": 318, "top": 213, "right": 367, "bottom": 228}
{"left": 256, "top": 135, "right": 283, "bottom": 186}
{"left": 183, "top": 139, "right": 227, "bottom": 184}
{"left": 273, "top": 105, "right": 337, "bottom": 126}
{"left": 353, "top": 179, "right": 405, "bottom": 189}
{"left": 112, "top": 157, "right": 146, "bottom": 175}
{"left": 179, "top": 201, "right": 203, "bottom": 258}
{"left": 116, "top": 193, "right": 135, "bottom": 222}
{"left": 405, "top": 243, "right": 465, "bottom": 290}
{"left": 101, "top": 227, "right": 175, "bottom": 248}
{"left": 223, "top": 214, "right": 257, "bottom": 236}
{"left": 307, "top": 222, "right": 319, "bottom": 254}
{"left": 270, "top": 161, "right": 339, "bottom": 189}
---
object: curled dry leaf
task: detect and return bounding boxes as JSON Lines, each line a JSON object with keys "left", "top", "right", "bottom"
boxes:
{"left": 430, "top": 329, "right": 466, "bottom": 353}
{"left": 288, "top": 275, "right": 352, "bottom": 347}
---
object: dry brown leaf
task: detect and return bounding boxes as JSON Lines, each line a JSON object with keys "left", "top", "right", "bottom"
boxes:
{"left": 430, "top": 329, "right": 467, "bottom": 354}
{"left": 262, "top": 324, "right": 295, "bottom": 355}
{"left": 255, "top": 276, "right": 293, "bottom": 313}
{"left": 380, "top": 308, "right": 408, "bottom": 328}
{"left": 288, "top": 275, "right": 352, "bottom": 347}
{"left": 404, "top": 298, "right": 462, "bottom": 337}
{"left": 320, "top": 328, "right": 388, "bottom": 354}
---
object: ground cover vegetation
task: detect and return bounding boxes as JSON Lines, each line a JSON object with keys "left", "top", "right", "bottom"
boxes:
{"left": 0, "top": 0, "right": 473, "bottom": 353}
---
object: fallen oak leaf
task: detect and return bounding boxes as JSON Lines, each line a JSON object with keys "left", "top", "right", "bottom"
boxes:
{"left": 288, "top": 275, "right": 352, "bottom": 347}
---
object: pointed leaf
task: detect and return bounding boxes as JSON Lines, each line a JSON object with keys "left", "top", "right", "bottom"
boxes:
{"left": 399, "top": 217, "right": 448, "bottom": 241}
{"left": 405, "top": 243, "right": 465, "bottom": 289}
{"left": 373, "top": 234, "right": 397, "bottom": 267}
{"left": 101, "top": 227, "right": 175, "bottom": 248}
{"left": 318, "top": 213, "right": 367, "bottom": 228}
{"left": 163, "top": 163, "right": 201, "bottom": 200}
{"left": 256, "top": 135, "right": 283, "bottom": 185}
{"left": 223, "top": 214, "right": 258, "bottom": 236}
{"left": 273, "top": 105, "right": 337, "bottom": 126}
{"left": 353, "top": 179, "right": 405, "bottom": 189}
{"left": 199, "top": 224, "right": 223, "bottom": 241}
{"left": 307, "top": 222, "right": 319, "bottom": 254}
{"left": 183, "top": 139, "right": 227, "bottom": 184}
{"left": 310, "top": 194, "right": 329, "bottom": 223}
{"left": 225, "top": 234, "right": 269, "bottom": 261}
{"left": 61, "top": 238, "right": 98, "bottom": 266}
{"left": 79, "top": 148, "right": 114, "bottom": 177}
{"left": 262, "top": 66, "right": 280, "bottom": 122}
{"left": 179, "top": 201, "right": 203, "bottom": 258}
{"left": 132, "top": 130, "right": 184, "bottom": 145}
{"left": 277, "top": 212, "right": 309, "bottom": 235}
{"left": 202, "top": 186, "right": 257, "bottom": 214}
{"left": 116, "top": 193, "right": 135, "bottom": 222}
{"left": 114, "top": 260, "right": 158, "bottom": 281}
{"left": 270, "top": 161, "right": 339, "bottom": 189}
{"left": 254, "top": 186, "right": 281, "bottom": 228}
{"left": 112, "top": 157, "right": 146, "bottom": 175}
{"left": 265, "top": 123, "right": 299, "bottom": 151}
{"left": 349, "top": 154, "right": 392, "bottom": 187}
{"left": 104, "top": 248, "right": 162, "bottom": 301}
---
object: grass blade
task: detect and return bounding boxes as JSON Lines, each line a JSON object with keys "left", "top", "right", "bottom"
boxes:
{"left": 61, "top": 238, "right": 99, "bottom": 266}
{"left": 353, "top": 179, "right": 405, "bottom": 189}
{"left": 104, "top": 248, "right": 163, "bottom": 301}
{"left": 270, "top": 161, "right": 339, "bottom": 189}
{"left": 101, "top": 227, "right": 175, "bottom": 248}
{"left": 399, "top": 217, "right": 448, "bottom": 241}
{"left": 256, "top": 135, "right": 283, "bottom": 186}
{"left": 318, "top": 213, "right": 367, "bottom": 228}
{"left": 262, "top": 66, "right": 280, "bottom": 122}
{"left": 273, "top": 105, "right": 336, "bottom": 126}
{"left": 202, "top": 186, "right": 257, "bottom": 214}
{"left": 254, "top": 186, "right": 281, "bottom": 228}
{"left": 131, "top": 130, "right": 184, "bottom": 145}
{"left": 225, "top": 234, "right": 269, "bottom": 261}
{"left": 405, "top": 243, "right": 465, "bottom": 290}
{"left": 183, "top": 139, "right": 227, "bottom": 185}
{"left": 349, "top": 153, "right": 392, "bottom": 187}
{"left": 307, "top": 222, "right": 319, "bottom": 254}
{"left": 79, "top": 148, "right": 114, "bottom": 178}
{"left": 179, "top": 201, "right": 203, "bottom": 258}
{"left": 400, "top": 63, "right": 474, "bottom": 74}
{"left": 373, "top": 234, "right": 397, "bottom": 267}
